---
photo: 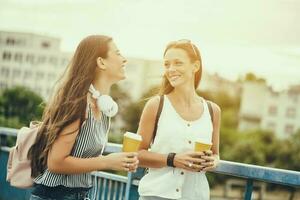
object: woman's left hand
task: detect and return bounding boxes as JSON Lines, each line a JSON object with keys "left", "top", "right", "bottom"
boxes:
{"left": 200, "top": 150, "right": 219, "bottom": 172}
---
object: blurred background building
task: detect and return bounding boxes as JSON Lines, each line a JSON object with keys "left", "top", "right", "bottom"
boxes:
{"left": 0, "top": 31, "right": 71, "bottom": 99}
{"left": 1, "top": 30, "right": 299, "bottom": 139}
{"left": 239, "top": 81, "right": 300, "bottom": 138}
{"left": 119, "top": 58, "right": 163, "bottom": 100}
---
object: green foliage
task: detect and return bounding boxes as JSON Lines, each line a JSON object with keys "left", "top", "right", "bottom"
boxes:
{"left": 121, "top": 101, "right": 145, "bottom": 133}
{"left": 111, "top": 84, "right": 132, "bottom": 110}
{"left": 197, "top": 90, "right": 240, "bottom": 111}
{"left": 274, "top": 130, "right": 300, "bottom": 171}
{"left": 0, "top": 116, "right": 23, "bottom": 129}
{"left": 221, "top": 108, "right": 239, "bottom": 129}
{"left": 108, "top": 133, "right": 123, "bottom": 144}
{"left": 120, "top": 85, "right": 160, "bottom": 133}
{"left": 237, "top": 72, "right": 267, "bottom": 83}
{"left": 0, "top": 86, "right": 44, "bottom": 128}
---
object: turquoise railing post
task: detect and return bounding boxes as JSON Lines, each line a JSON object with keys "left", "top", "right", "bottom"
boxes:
{"left": 244, "top": 179, "right": 254, "bottom": 200}
{"left": 125, "top": 172, "right": 133, "bottom": 200}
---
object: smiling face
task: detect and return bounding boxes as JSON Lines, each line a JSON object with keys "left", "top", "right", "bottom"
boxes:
{"left": 164, "top": 48, "right": 199, "bottom": 88}
{"left": 96, "top": 41, "right": 127, "bottom": 84}
{"left": 104, "top": 41, "right": 127, "bottom": 81}
{"left": 159, "top": 41, "right": 203, "bottom": 95}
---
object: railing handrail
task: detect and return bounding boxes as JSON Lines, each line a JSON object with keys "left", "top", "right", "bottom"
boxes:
{"left": 0, "top": 127, "right": 18, "bottom": 137}
{"left": 214, "top": 160, "right": 300, "bottom": 187}
{"left": 1, "top": 127, "right": 299, "bottom": 188}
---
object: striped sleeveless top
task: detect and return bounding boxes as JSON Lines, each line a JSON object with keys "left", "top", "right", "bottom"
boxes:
{"left": 34, "top": 105, "right": 109, "bottom": 188}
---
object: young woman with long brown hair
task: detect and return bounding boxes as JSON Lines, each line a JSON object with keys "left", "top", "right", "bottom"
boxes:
{"left": 137, "top": 40, "right": 221, "bottom": 200}
{"left": 28, "top": 35, "right": 139, "bottom": 200}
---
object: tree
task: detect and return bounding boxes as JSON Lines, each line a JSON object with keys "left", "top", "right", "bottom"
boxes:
{"left": 238, "top": 72, "right": 266, "bottom": 83}
{"left": 109, "top": 84, "right": 132, "bottom": 137}
{"left": 274, "top": 130, "right": 300, "bottom": 171}
{"left": 0, "top": 86, "right": 44, "bottom": 128}
{"left": 197, "top": 90, "right": 240, "bottom": 111}
{"left": 121, "top": 85, "right": 160, "bottom": 133}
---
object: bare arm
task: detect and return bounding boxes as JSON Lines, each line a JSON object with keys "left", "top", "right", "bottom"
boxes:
{"left": 47, "top": 119, "right": 138, "bottom": 174}
{"left": 137, "top": 97, "right": 169, "bottom": 168}
{"left": 201, "top": 102, "right": 221, "bottom": 171}
{"left": 210, "top": 102, "right": 221, "bottom": 157}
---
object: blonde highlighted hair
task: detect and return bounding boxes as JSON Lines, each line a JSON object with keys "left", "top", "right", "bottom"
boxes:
{"left": 159, "top": 40, "right": 202, "bottom": 95}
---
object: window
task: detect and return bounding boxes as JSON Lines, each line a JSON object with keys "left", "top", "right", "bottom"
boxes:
{"left": 285, "top": 124, "right": 294, "bottom": 134}
{"left": 48, "top": 73, "right": 56, "bottom": 81}
{"left": 290, "top": 94, "right": 298, "bottom": 104}
{"left": 36, "top": 72, "right": 44, "bottom": 79}
{"left": 13, "top": 69, "right": 21, "bottom": 78}
{"left": 6, "top": 38, "right": 15, "bottom": 45}
{"left": 1, "top": 67, "right": 9, "bottom": 77}
{"left": 49, "top": 57, "right": 58, "bottom": 65}
{"left": 26, "top": 54, "right": 34, "bottom": 64}
{"left": 286, "top": 107, "right": 296, "bottom": 118}
{"left": 268, "top": 106, "right": 277, "bottom": 116}
{"left": 41, "top": 41, "right": 50, "bottom": 48}
{"left": 37, "top": 56, "right": 46, "bottom": 64}
{"left": 267, "top": 122, "right": 276, "bottom": 131}
{"left": 23, "top": 70, "right": 32, "bottom": 79}
{"left": 0, "top": 82, "right": 8, "bottom": 89}
{"left": 2, "top": 52, "right": 12, "bottom": 61}
{"left": 14, "top": 53, "right": 23, "bottom": 63}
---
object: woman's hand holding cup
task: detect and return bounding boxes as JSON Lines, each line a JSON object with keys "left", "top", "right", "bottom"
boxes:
{"left": 104, "top": 152, "right": 139, "bottom": 172}
{"left": 200, "top": 150, "right": 219, "bottom": 172}
{"left": 173, "top": 151, "right": 206, "bottom": 172}
{"left": 121, "top": 132, "right": 143, "bottom": 172}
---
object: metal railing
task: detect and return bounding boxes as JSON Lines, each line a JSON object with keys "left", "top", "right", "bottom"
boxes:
{"left": 1, "top": 127, "right": 300, "bottom": 200}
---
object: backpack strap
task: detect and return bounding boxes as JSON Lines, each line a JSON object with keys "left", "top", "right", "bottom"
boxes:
{"left": 152, "top": 95, "right": 164, "bottom": 144}
{"left": 206, "top": 100, "right": 214, "bottom": 124}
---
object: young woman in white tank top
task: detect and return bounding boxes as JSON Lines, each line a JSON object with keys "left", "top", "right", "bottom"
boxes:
{"left": 137, "top": 40, "right": 221, "bottom": 200}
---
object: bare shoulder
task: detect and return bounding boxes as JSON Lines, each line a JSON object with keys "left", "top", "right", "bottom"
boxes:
{"left": 202, "top": 99, "right": 221, "bottom": 121}
{"left": 143, "top": 96, "right": 161, "bottom": 115}
{"left": 209, "top": 101, "right": 221, "bottom": 114}
{"left": 59, "top": 119, "right": 81, "bottom": 138}
{"left": 138, "top": 96, "right": 162, "bottom": 130}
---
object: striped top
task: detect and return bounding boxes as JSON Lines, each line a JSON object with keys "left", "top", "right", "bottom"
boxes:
{"left": 34, "top": 105, "right": 109, "bottom": 188}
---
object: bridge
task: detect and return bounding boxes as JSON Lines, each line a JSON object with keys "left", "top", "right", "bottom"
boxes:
{"left": 1, "top": 127, "right": 299, "bottom": 200}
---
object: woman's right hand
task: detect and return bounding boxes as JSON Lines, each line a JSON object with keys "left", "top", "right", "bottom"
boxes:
{"left": 173, "top": 151, "right": 206, "bottom": 172}
{"left": 103, "top": 152, "right": 139, "bottom": 172}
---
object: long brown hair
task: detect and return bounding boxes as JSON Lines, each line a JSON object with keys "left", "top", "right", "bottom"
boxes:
{"left": 28, "top": 35, "right": 112, "bottom": 177}
{"left": 159, "top": 41, "right": 202, "bottom": 95}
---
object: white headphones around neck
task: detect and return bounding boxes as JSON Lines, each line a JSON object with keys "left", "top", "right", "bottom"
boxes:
{"left": 88, "top": 84, "right": 118, "bottom": 117}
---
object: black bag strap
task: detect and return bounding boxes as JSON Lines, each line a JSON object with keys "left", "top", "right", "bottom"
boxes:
{"left": 152, "top": 95, "right": 164, "bottom": 143}
{"left": 206, "top": 100, "right": 214, "bottom": 124}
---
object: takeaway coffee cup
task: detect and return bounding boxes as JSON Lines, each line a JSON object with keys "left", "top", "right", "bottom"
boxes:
{"left": 122, "top": 132, "right": 142, "bottom": 152}
{"left": 194, "top": 140, "right": 212, "bottom": 152}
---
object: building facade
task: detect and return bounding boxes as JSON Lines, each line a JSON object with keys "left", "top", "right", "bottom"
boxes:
{"left": 0, "top": 31, "right": 71, "bottom": 99}
{"left": 119, "top": 58, "right": 163, "bottom": 100}
{"left": 239, "top": 82, "right": 300, "bottom": 138}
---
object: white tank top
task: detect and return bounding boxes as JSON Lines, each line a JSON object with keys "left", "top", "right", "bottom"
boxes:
{"left": 138, "top": 95, "right": 213, "bottom": 200}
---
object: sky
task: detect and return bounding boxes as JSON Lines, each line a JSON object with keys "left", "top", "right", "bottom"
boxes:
{"left": 1, "top": 0, "right": 300, "bottom": 90}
